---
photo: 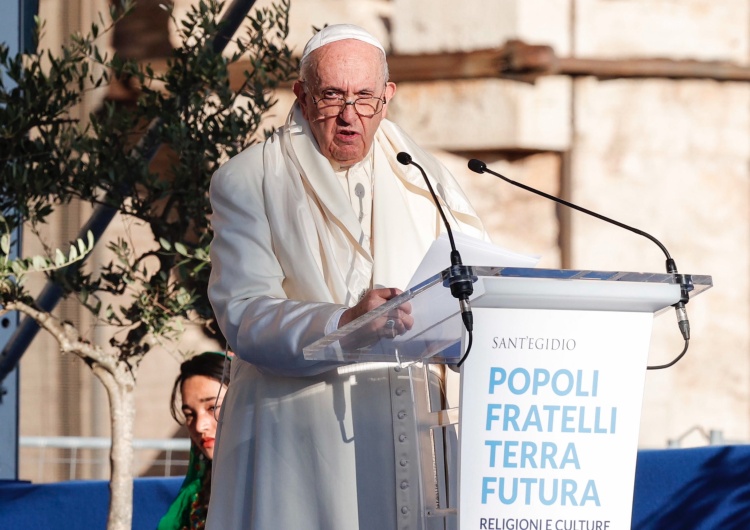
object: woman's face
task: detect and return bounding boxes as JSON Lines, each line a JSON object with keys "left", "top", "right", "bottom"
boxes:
{"left": 181, "top": 375, "right": 226, "bottom": 460}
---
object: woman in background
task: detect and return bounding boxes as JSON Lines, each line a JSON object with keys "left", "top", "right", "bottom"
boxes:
{"left": 157, "top": 351, "right": 230, "bottom": 530}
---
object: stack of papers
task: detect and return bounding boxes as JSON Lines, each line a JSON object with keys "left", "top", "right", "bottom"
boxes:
{"left": 407, "top": 232, "right": 540, "bottom": 289}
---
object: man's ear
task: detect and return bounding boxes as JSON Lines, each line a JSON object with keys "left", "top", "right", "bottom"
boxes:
{"left": 293, "top": 81, "right": 309, "bottom": 118}
{"left": 385, "top": 82, "right": 397, "bottom": 101}
{"left": 382, "top": 82, "right": 397, "bottom": 118}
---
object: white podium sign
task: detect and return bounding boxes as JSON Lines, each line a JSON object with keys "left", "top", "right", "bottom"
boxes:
{"left": 459, "top": 307, "right": 654, "bottom": 530}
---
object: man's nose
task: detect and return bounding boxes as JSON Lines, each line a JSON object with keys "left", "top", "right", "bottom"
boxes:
{"left": 338, "top": 101, "right": 358, "bottom": 121}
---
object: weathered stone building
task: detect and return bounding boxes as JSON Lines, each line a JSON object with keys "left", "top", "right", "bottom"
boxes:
{"left": 15, "top": 0, "right": 749, "bottom": 480}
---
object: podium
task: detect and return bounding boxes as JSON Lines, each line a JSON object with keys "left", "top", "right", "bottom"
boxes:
{"left": 304, "top": 266, "right": 712, "bottom": 530}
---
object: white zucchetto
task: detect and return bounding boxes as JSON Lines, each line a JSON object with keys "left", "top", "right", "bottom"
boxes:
{"left": 301, "top": 24, "right": 386, "bottom": 61}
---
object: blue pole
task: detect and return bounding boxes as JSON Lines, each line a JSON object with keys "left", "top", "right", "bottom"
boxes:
{"left": 0, "top": 0, "right": 36, "bottom": 480}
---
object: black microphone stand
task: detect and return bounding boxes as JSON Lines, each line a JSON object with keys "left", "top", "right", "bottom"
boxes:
{"left": 397, "top": 152, "right": 476, "bottom": 367}
{"left": 468, "top": 158, "right": 692, "bottom": 370}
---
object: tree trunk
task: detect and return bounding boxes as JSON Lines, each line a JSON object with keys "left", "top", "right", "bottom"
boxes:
{"left": 96, "top": 365, "right": 137, "bottom": 530}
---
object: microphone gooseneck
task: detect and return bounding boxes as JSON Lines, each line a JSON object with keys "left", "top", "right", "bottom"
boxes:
{"left": 398, "top": 152, "right": 475, "bottom": 367}
{"left": 468, "top": 158, "right": 691, "bottom": 370}
{"left": 468, "top": 159, "right": 674, "bottom": 259}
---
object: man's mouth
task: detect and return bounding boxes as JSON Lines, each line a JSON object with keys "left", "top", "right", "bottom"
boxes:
{"left": 336, "top": 129, "right": 360, "bottom": 143}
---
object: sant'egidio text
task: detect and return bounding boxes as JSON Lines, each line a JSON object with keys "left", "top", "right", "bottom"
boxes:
{"left": 492, "top": 337, "right": 577, "bottom": 351}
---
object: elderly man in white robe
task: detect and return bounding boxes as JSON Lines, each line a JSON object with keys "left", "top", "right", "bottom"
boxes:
{"left": 206, "top": 24, "right": 487, "bottom": 530}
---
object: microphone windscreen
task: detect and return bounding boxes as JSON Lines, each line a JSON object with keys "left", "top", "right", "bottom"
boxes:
{"left": 396, "top": 152, "right": 412, "bottom": 165}
{"left": 467, "top": 159, "right": 487, "bottom": 174}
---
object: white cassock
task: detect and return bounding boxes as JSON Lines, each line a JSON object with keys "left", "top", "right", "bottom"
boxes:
{"left": 206, "top": 103, "right": 487, "bottom": 530}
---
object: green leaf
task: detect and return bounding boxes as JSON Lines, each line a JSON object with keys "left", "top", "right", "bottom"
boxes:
{"left": 174, "top": 242, "right": 189, "bottom": 257}
{"left": 32, "top": 256, "right": 47, "bottom": 270}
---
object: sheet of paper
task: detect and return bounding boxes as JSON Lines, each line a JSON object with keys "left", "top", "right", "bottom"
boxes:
{"left": 407, "top": 232, "right": 540, "bottom": 289}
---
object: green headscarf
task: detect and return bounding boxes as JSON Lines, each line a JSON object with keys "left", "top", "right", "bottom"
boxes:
{"left": 157, "top": 444, "right": 211, "bottom": 530}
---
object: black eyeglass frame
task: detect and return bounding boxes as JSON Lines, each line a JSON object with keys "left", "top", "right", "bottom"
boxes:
{"left": 306, "top": 85, "right": 388, "bottom": 118}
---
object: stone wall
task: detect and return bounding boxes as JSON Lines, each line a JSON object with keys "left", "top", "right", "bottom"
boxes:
{"left": 16, "top": 0, "right": 750, "bottom": 483}
{"left": 570, "top": 0, "right": 750, "bottom": 447}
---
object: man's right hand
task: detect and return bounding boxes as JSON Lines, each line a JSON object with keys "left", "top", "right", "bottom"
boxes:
{"left": 338, "top": 287, "right": 414, "bottom": 342}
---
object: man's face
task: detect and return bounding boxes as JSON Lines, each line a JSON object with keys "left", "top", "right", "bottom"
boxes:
{"left": 294, "top": 39, "right": 397, "bottom": 169}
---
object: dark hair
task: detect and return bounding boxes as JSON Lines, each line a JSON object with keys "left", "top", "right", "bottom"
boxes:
{"left": 169, "top": 352, "right": 230, "bottom": 423}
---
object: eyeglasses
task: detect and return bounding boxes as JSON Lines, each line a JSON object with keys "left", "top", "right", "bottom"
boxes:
{"left": 309, "top": 90, "right": 387, "bottom": 118}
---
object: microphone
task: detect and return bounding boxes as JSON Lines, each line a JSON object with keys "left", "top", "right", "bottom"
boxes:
{"left": 397, "top": 152, "right": 476, "bottom": 365}
{"left": 468, "top": 158, "right": 691, "bottom": 369}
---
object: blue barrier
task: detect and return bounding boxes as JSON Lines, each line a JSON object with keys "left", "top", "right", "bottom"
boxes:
{"left": 632, "top": 446, "right": 750, "bottom": 529}
{"left": 0, "top": 476, "right": 182, "bottom": 530}
{"left": 1, "top": 446, "right": 750, "bottom": 529}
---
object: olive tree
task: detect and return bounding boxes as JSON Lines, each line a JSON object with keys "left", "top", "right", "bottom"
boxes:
{"left": 0, "top": 1, "right": 296, "bottom": 528}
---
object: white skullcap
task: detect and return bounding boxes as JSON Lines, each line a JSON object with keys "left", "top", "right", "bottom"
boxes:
{"left": 301, "top": 24, "right": 386, "bottom": 61}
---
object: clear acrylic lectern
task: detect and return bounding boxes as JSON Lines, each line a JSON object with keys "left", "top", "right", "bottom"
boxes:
{"left": 304, "top": 266, "right": 712, "bottom": 364}
{"left": 303, "top": 266, "right": 713, "bottom": 529}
